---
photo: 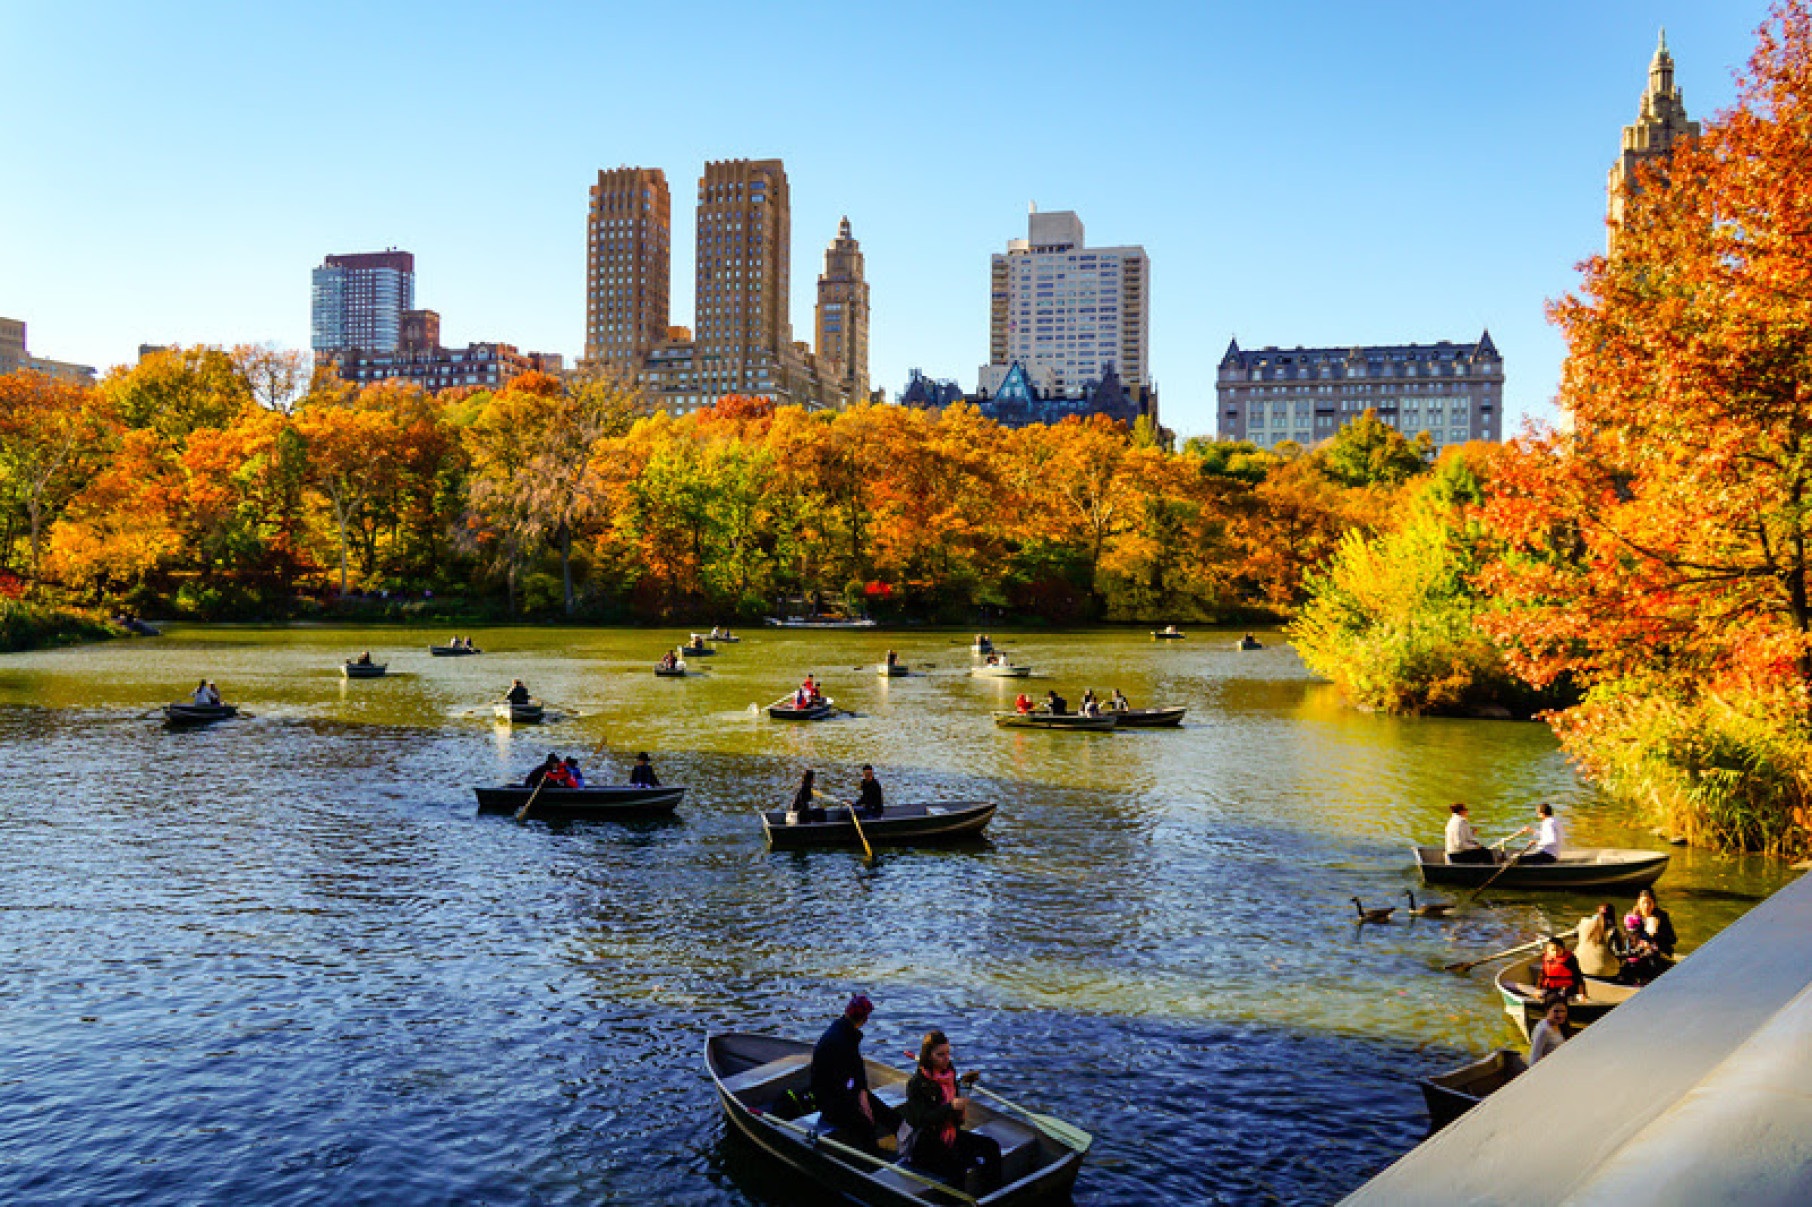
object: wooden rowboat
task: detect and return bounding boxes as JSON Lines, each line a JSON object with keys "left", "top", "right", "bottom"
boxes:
{"left": 761, "top": 800, "right": 995, "bottom": 848}
{"left": 765, "top": 616, "right": 877, "bottom": 629}
{"left": 474, "top": 784, "right": 684, "bottom": 820}
{"left": 1111, "top": 706, "right": 1186, "bottom": 728}
{"left": 709, "top": 634, "right": 741, "bottom": 643}
{"left": 1494, "top": 957, "right": 1640, "bottom": 1041}
{"left": 681, "top": 645, "right": 717, "bottom": 657}
{"left": 972, "top": 662, "right": 1032, "bottom": 678}
{"left": 654, "top": 664, "right": 689, "bottom": 677}
{"left": 994, "top": 712, "right": 1115, "bottom": 732}
{"left": 877, "top": 662, "right": 909, "bottom": 677}
{"left": 341, "top": 662, "right": 388, "bottom": 679}
{"left": 707, "top": 1033, "right": 1085, "bottom": 1207}
{"left": 769, "top": 697, "right": 836, "bottom": 721}
{"left": 494, "top": 701, "right": 545, "bottom": 724}
{"left": 1234, "top": 636, "right": 1262, "bottom": 650}
{"left": 429, "top": 645, "right": 482, "bottom": 656}
{"left": 1420, "top": 1049, "right": 1526, "bottom": 1132}
{"left": 1151, "top": 630, "right": 1186, "bottom": 640}
{"left": 164, "top": 702, "right": 238, "bottom": 726}
{"left": 1412, "top": 846, "right": 1670, "bottom": 891}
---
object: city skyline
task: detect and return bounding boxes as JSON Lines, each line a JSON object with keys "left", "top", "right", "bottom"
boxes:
{"left": 0, "top": 2, "right": 1772, "bottom": 436}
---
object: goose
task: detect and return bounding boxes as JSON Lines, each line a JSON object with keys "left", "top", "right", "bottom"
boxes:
{"left": 1403, "top": 889, "right": 1454, "bottom": 918}
{"left": 1351, "top": 897, "right": 1395, "bottom": 923}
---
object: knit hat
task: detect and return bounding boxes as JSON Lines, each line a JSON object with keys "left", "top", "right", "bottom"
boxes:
{"left": 845, "top": 993, "right": 874, "bottom": 1022}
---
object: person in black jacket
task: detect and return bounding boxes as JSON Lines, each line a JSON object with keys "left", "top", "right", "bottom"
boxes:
{"left": 854, "top": 765, "right": 884, "bottom": 818}
{"left": 809, "top": 994, "right": 900, "bottom": 1156}
{"left": 505, "top": 679, "right": 532, "bottom": 706}
{"left": 629, "top": 752, "right": 660, "bottom": 788}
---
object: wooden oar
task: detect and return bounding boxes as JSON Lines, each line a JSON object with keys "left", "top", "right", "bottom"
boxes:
{"left": 758, "top": 1113, "right": 977, "bottom": 1205}
{"left": 1443, "top": 936, "right": 1547, "bottom": 974}
{"left": 815, "top": 789, "right": 875, "bottom": 862}
{"left": 1463, "top": 838, "right": 1539, "bottom": 906}
{"left": 967, "top": 1080, "right": 1093, "bottom": 1153}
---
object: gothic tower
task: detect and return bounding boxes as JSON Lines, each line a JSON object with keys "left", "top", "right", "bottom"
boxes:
{"left": 814, "top": 217, "right": 870, "bottom": 402}
{"left": 1607, "top": 29, "right": 1700, "bottom": 247}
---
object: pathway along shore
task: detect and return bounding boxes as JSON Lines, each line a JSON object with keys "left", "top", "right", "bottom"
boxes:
{"left": 1345, "top": 870, "right": 1812, "bottom": 1205}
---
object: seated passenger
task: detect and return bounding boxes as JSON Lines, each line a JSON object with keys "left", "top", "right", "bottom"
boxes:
{"left": 810, "top": 994, "right": 900, "bottom": 1158}
{"left": 562, "top": 757, "right": 585, "bottom": 789}
{"left": 1536, "top": 936, "right": 1587, "bottom": 1002}
{"left": 1575, "top": 903, "right": 1624, "bottom": 978}
{"left": 1444, "top": 803, "right": 1496, "bottom": 864}
{"left": 1111, "top": 689, "right": 1130, "bottom": 712}
{"left": 787, "top": 770, "right": 826, "bottom": 824}
{"left": 1528, "top": 995, "right": 1570, "bottom": 1065}
{"left": 904, "top": 1030, "right": 1002, "bottom": 1193}
{"left": 1014, "top": 693, "right": 1034, "bottom": 715}
{"left": 629, "top": 752, "right": 660, "bottom": 788}
{"left": 855, "top": 765, "right": 883, "bottom": 817}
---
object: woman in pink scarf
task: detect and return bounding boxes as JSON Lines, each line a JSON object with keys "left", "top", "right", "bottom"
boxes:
{"left": 904, "top": 1030, "right": 1002, "bottom": 1193}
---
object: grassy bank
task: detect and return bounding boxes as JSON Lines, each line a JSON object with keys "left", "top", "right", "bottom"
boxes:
{"left": 0, "top": 601, "right": 119, "bottom": 653}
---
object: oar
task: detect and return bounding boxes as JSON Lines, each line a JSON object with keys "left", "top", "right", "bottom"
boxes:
{"left": 1443, "top": 936, "right": 1547, "bottom": 974}
{"left": 816, "top": 789, "right": 875, "bottom": 862}
{"left": 757, "top": 1113, "right": 977, "bottom": 1205}
{"left": 1463, "top": 838, "right": 1539, "bottom": 906}
{"left": 967, "top": 1080, "right": 1093, "bottom": 1154}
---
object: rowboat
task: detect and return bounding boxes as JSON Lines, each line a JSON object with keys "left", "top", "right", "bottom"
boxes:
{"left": 494, "top": 701, "right": 546, "bottom": 724}
{"left": 765, "top": 616, "right": 878, "bottom": 629}
{"left": 1495, "top": 957, "right": 1640, "bottom": 1041}
{"left": 994, "top": 712, "right": 1115, "bottom": 732}
{"left": 1412, "top": 846, "right": 1670, "bottom": 891}
{"left": 341, "top": 662, "right": 387, "bottom": 679}
{"left": 1419, "top": 1049, "right": 1526, "bottom": 1132}
{"left": 709, "top": 634, "right": 741, "bottom": 643}
{"left": 474, "top": 784, "right": 684, "bottom": 820}
{"left": 1111, "top": 706, "right": 1186, "bottom": 728}
{"left": 972, "top": 641, "right": 995, "bottom": 655}
{"left": 761, "top": 800, "right": 996, "bottom": 848}
{"left": 681, "top": 644, "right": 717, "bottom": 657}
{"left": 707, "top": 1032, "right": 1086, "bottom": 1206}
{"left": 430, "top": 645, "right": 482, "bottom": 656}
{"left": 164, "top": 702, "right": 238, "bottom": 726}
{"left": 1151, "top": 629, "right": 1186, "bottom": 640}
{"left": 769, "top": 697, "right": 836, "bottom": 721}
{"left": 1235, "top": 636, "right": 1262, "bottom": 651}
{"left": 972, "top": 661, "right": 1032, "bottom": 678}
{"left": 654, "top": 664, "right": 689, "bottom": 678}
{"left": 877, "top": 662, "right": 909, "bottom": 677}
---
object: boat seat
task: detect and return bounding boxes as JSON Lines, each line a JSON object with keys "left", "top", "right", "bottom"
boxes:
{"left": 719, "top": 1053, "right": 812, "bottom": 1102}
{"left": 973, "top": 1116, "right": 1042, "bottom": 1183}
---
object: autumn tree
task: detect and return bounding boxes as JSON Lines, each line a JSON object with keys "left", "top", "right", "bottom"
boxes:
{"left": 1480, "top": 1, "right": 1812, "bottom": 852}
{"left": 0, "top": 372, "right": 112, "bottom": 585}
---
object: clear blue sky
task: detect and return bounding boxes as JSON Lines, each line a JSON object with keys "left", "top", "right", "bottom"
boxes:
{"left": 0, "top": 1, "right": 1774, "bottom": 437}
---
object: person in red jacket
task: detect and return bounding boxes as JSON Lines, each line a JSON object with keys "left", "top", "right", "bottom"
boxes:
{"left": 1537, "top": 936, "right": 1588, "bottom": 1001}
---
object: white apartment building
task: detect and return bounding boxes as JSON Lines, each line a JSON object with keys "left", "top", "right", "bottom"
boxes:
{"left": 982, "top": 208, "right": 1148, "bottom": 396}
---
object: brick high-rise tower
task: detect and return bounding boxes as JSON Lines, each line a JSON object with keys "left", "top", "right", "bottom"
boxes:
{"left": 814, "top": 217, "right": 870, "bottom": 402}
{"left": 585, "top": 167, "right": 671, "bottom": 373}
{"left": 694, "top": 158, "right": 791, "bottom": 397}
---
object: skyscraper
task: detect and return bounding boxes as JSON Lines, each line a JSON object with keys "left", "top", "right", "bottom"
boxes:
{"left": 694, "top": 158, "right": 792, "bottom": 397}
{"left": 982, "top": 208, "right": 1148, "bottom": 400}
{"left": 1608, "top": 29, "right": 1699, "bottom": 244}
{"left": 311, "top": 250, "right": 414, "bottom": 355}
{"left": 814, "top": 217, "right": 869, "bottom": 402}
{"left": 585, "top": 167, "right": 671, "bottom": 373}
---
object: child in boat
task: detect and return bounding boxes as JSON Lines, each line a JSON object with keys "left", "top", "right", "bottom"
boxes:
{"left": 562, "top": 757, "right": 585, "bottom": 789}
{"left": 1014, "top": 693, "right": 1034, "bottom": 715}
{"left": 1536, "top": 937, "right": 1587, "bottom": 1002}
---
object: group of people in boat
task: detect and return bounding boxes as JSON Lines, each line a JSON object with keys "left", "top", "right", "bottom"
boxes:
{"left": 1524, "top": 885, "right": 1680, "bottom": 1064}
{"left": 808, "top": 994, "right": 1004, "bottom": 1193}
{"left": 1443, "top": 801, "right": 1565, "bottom": 865}
{"left": 973, "top": 634, "right": 994, "bottom": 652}
{"left": 786, "top": 766, "right": 883, "bottom": 824}
{"left": 659, "top": 649, "right": 684, "bottom": 671}
{"left": 351, "top": 651, "right": 375, "bottom": 666}
{"left": 788, "top": 674, "right": 827, "bottom": 710}
{"left": 523, "top": 750, "right": 661, "bottom": 790}
{"left": 1014, "top": 688, "right": 1132, "bottom": 716}
{"left": 708, "top": 626, "right": 734, "bottom": 640}
{"left": 189, "top": 679, "right": 224, "bottom": 706}
{"left": 444, "top": 636, "right": 478, "bottom": 650}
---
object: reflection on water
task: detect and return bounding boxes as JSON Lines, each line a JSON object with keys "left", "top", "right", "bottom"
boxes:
{"left": 0, "top": 627, "right": 1793, "bottom": 1204}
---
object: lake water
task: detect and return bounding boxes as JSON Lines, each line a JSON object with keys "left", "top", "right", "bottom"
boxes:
{"left": 0, "top": 626, "right": 1792, "bottom": 1204}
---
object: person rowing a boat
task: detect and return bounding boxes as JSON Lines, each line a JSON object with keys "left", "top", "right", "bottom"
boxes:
{"left": 505, "top": 679, "right": 532, "bottom": 707}
{"left": 1509, "top": 803, "right": 1564, "bottom": 865}
{"left": 1444, "top": 803, "right": 1495, "bottom": 865}
{"left": 885, "top": 650, "right": 898, "bottom": 669}
{"left": 354, "top": 651, "right": 373, "bottom": 666}
{"left": 524, "top": 752, "right": 562, "bottom": 788}
{"left": 629, "top": 752, "right": 660, "bottom": 788}
{"left": 1045, "top": 690, "right": 1067, "bottom": 716}
{"left": 660, "top": 649, "right": 679, "bottom": 671}
{"left": 787, "top": 770, "right": 826, "bottom": 824}
{"left": 810, "top": 994, "right": 902, "bottom": 1158}
{"left": 854, "top": 765, "right": 883, "bottom": 818}
{"left": 191, "top": 679, "right": 214, "bottom": 706}
{"left": 904, "top": 1029, "right": 1003, "bottom": 1193}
